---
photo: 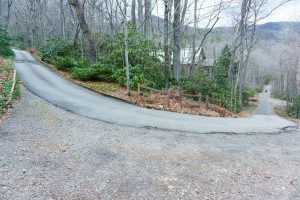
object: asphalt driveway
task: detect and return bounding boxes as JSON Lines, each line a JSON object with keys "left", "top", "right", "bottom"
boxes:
{"left": 12, "top": 50, "right": 295, "bottom": 134}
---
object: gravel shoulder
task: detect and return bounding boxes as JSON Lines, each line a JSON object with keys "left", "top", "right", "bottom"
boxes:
{"left": 1, "top": 88, "right": 300, "bottom": 199}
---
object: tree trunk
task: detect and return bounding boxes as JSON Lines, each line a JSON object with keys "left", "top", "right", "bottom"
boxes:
{"left": 144, "top": 0, "right": 151, "bottom": 39}
{"left": 235, "top": 0, "right": 247, "bottom": 107}
{"left": 137, "top": 0, "right": 143, "bottom": 33}
{"left": 164, "top": 0, "right": 170, "bottom": 89}
{"left": 60, "top": 0, "right": 66, "bottom": 38}
{"left": 73, "top": 23, "right": 80, "bottom": 47}
{"left": 124, "top": 0, "right": 131, "bottom": 96}
{"left": 173, "top": 0, "right": 181, "bottom": 84}
{"left": 180, "top": 0, "right": 188, "bottom": 27}
{"left": 190, "top": 0, "right": 197, "bottom": 77}
{"left": 0, "top": 0, "right": 2, "bottom": 17}
{"left": 131, "top": 0, "right": 136, "bottom": 30}
{"left": 68, "top": 0, "right": 96, "bottom": 61}
{"left": 5, "top": 0, "right": 13, "bottom": 30}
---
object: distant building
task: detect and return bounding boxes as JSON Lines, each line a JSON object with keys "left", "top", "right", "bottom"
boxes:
{"left": 156, "top": 48, "right": 215, "bottom": 68}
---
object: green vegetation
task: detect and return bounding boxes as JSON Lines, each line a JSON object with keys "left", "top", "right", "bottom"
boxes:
{"left": 272, "top": 91, "right": 300, "bottom": 119}
{"left": 263, "top": 75, "right": 272, "bottom": 85}
{"left": 242, "top": 87, "right": 256, "bottom": 106}
{"left": 287, "top": 95, "right": 300, "bottom": 118}
{"left": 0, "top": 24, "right": 20, "bottom": 114}
{"left": 0, "top": 59, "right": 20, "bottom": 114}
{"left": 181, "top": 45, "right": 253, "bottom": 112}
{"left": 40, "top": 37, "right": 74, "bottom": 63}
{"left": 0, "top": 24, "right": 14, "bottom": 57}
{"left": 40, "top": 28, "right": 165, "bottom": 89}
{"left": 38, "top": 31, "right": 255, "bottom": 113}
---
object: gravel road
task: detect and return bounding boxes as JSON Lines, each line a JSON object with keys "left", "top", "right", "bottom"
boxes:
{"left": 1, "top": 88, "right": 300, "bottom": 199}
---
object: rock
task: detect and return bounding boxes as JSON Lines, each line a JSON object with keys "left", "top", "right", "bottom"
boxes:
{"left": 158, "top": 105, "right": 164, "bottom": 109}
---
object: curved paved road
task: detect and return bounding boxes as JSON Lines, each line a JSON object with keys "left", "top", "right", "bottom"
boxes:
{"left": 13, "top": 49, "right": 295, "bottom": 134}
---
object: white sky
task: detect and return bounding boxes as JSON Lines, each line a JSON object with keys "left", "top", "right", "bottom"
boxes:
{"left": 153, "top": 0, "right": 300, "bottom": 27}
{"left": 259, "top": 0, "right": 300, "bottom": 24}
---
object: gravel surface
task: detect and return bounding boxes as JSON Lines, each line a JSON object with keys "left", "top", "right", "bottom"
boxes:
{"left": 1, "top": 88, "right": 300, "bottom": 200}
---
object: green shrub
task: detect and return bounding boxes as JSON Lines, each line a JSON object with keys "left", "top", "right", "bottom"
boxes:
{"left": 95, "top": 27, "right": 165, "bottom": 89}
{"left": 180, "top": 45, "right": 245, "bottom": 112}
{"left": 0, "top": 24, "right": 14, "bottom": 57}
{"left": 288, "top": 95, "right": 300, "bottom": 118}
{"left": 71, "top": 64, "right": 114, "bottom": 81}
{"left": 55, "top": 57, "right": 76, "bottom": 71}
{"left": 74, "top": 59, "right": 90, "bottom": 68}
{"left": 111, "top": 67, "right": 126, "bottom": 85}
{"left": 71, "top": 67, "right": 98, "bottom": 81}
{"left": 242, "top": 87, "right": 256, "bottom": 106}
{"left": 93, "top": 64, "right": 114, "bottom": 81}
{"left": 39, "top": 37, "right": 73, "bottom": 62}
{"left": 255, "top": 86, "right": 263, "bottom": 93}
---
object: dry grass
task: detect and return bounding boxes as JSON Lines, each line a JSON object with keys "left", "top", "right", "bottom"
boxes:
{"left": 237, "top": 102, "right": 259, "bottom": 117}
{"left": 274, "top": 106, "right": 300, "bottom": 126}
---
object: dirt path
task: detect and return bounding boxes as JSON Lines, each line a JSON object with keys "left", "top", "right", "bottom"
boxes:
{"left": 0, "top": 88, "right": 300, "bottom": 199}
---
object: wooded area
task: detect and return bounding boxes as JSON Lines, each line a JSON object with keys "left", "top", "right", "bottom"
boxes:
{"left": 0, "top": 0, "right": 298, "bottom": 115}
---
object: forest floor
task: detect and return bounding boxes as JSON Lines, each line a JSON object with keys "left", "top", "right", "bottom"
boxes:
{"left": 0, "top": 87, "right": 299, "bottom": 199}
{"left": 29, "top": 51, "right": 257, "bottom": 118}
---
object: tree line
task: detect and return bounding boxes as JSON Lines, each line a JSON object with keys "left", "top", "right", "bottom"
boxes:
{"left": 0, "top": 0, "right": 293, "bottom": 112}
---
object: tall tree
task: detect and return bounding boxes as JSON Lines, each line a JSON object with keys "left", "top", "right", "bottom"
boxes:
{"left": 60, "top": 0, "right": 66, "bottom": 38}
{"left": 173, "top": 0, "right": 181, "bottom": 84}
{"left": 123, "top": 0, "right": 131, "bottom": 95}
{"left": 144, "top": 0, "right": 151, "bottom": 39}
{"left": 229, "top": 0, "right": 292, "bottom": 109}
{"left": 131, "top": 0, "right": 136, "bottom": 29}
{"left": 4, "top": 0, "right": 14, "bottom": 30}
{"left": 164, "top": 0, "right": 170, "bottom": 88}
{"left": 190, "top": 0, "right": 198, "bottom": 77}
{"left": 68, "top": 0, "right": 96, "bottom": 61}
{"left": 137, "top": 0, "right": 143, "bottom": 33}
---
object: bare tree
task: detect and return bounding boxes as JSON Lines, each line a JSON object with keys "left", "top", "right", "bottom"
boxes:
{"left": 229, "top": 0, "right": 292, "bottom": 109}
{"left": 68, "top": 0, "right": 96, "bottom": 61}
{"left": 5, "top": 0, "right": 14, "bottom": 30}
{"left": 189, "top": 0, "right": 228, "bottom": 77}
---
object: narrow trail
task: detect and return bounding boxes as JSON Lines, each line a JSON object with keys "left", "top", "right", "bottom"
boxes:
{"left": 13, "top": 49, "right": 295, "bottom": 134}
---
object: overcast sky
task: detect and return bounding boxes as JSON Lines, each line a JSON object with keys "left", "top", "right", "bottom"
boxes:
{"left": 259, "top": 0, "right": 300, "bottom": 24}
{"left": 154, "top": 0, "right": 300, "bottom": 27}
